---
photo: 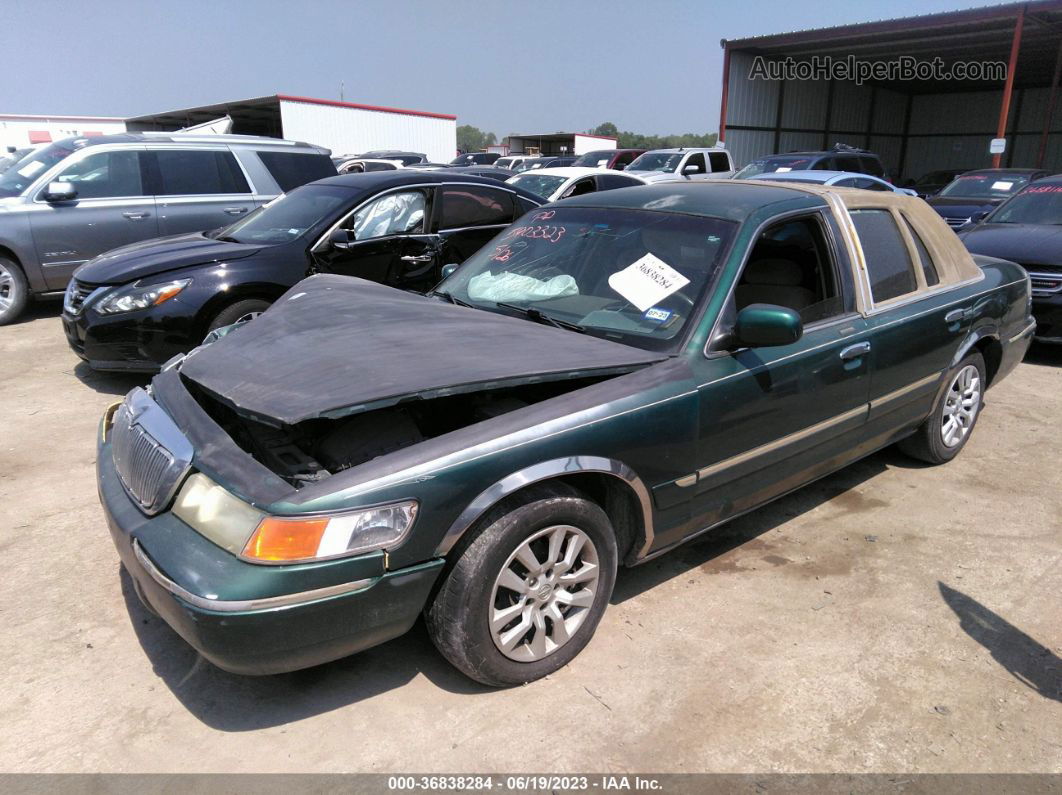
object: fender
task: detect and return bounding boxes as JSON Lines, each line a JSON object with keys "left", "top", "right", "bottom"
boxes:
{"left": 951, "top": 319, "right": 999, "bottom": 369}
{"left": 434, "top": 456, "right": 655, "bottom": 560}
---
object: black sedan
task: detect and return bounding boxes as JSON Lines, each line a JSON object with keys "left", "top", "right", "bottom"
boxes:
{"left": 960, "top": 176, "right": 1062, "bottom": 344}
{"left": 926, "top": 168, "right": 1048, "bottom": 229}
{"left": 62, "top": 171, "right": 544, "bottom": 371}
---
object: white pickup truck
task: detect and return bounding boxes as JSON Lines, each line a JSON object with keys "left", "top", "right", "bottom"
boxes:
{"left": 624, "top": 146, "right": 735, "bottom": 182}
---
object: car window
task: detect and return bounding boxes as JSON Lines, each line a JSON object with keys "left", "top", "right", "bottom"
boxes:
{"left": 616, "top": 152, "right": 637, "bottom": 167}
{"left": 439, "top": 185, "right": 514, "bottom": 229}
{"left": 859, "top": 156, "right": 885, "bottom": 178}
{"left": 812, "top": 157, "right": 835, "bottom": 171}
{"left": 849, "top": 209, "right": 918, "bottom": 302}
{"left": 708, "top": 152, "right": 730, "bottom": 172}
{"left": 901, "top": 217, "right": 940, "bottom": 287}
{"left": 840, "top": 177, "right": 889, "bottom": 191}
{"left": 683, "top": 153, "right": 707, "bottom": 174}
{"left": 596, "top": 174, "right": 643, "bottom": 191}
{"left": 834, "top": 155, "right": 861, "bottom": 173}
{"left": 154, "top": 149, "right": 249, "bottom": 195}
{"left": 53, "top": 149, "right": 146, "bottom": 199}
{"left": 736, "top": 215, "right": 844, "bottom": 325}
{"left": 257, "top": 151, "right": 336, "bottom": 192}
{"left": 347, "top": 190, "right": 427, "bottom": 240}
{"left": 562, "top": 178, "right": 597, "bottom": 198}
{"left": 222, "top": 184, "right": 353, "bottom": 245}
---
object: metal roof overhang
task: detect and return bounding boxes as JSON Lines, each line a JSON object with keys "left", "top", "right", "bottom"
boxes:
{"left": 125, "top": 95, "right": 282, "bottom": 135}
{"left": 725, "top": 0, "right": 1062, "bottom": 93}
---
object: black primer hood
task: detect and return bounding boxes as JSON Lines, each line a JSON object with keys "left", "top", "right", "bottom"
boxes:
{"left": 179, "top": 274, "right": 667, "bottom": 426}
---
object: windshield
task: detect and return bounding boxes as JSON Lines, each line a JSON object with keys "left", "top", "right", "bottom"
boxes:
{"left": 732, "top": 156, "right": 814, "bottom": 179}
{"left": 627, "top": 152, "right": 682, "bottom": 173}
{"left": 987, "top": 184, "right": 1062, "bottom": 225}
{"left": 573, "top": 151, "right": 614, "bottom": 168}
{"left": 0, "top": 141, "right": 77, "bottom": 198}
{"left": 216, "top": 185, "right": 354, "bottom": 244}
{"left": 435, "top": 207, "right": 736, "bottom": 352}
{"left": 507, "top": 174, "right": 567, "bottom": 199}
{"left": 513, "top": 159, "right": 544, "bottom": 173}
{"left": 938, "top": 174, "right": 1030, "bottom": 199}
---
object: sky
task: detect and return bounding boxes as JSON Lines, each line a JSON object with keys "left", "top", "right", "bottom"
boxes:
{"left": 4, "top": 0, "right": 1000, "bottom": 137}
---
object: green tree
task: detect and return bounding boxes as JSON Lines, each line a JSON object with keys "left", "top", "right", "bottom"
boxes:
{"left": 588, "top": 123, "right": 718, "bottom": 150}
{"left": 590, "top": 122, "right": 619, "bottom": 138}
{"left": 456, "top": 125, "right": 497, "bottom": 153}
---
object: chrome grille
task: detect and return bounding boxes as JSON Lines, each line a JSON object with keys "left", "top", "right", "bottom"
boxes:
{"left": 63, "top": 280, "right": 97, "bottom": 315}
{"left": 944, "top": 216, "right": 970, "bottom": 228}
{"left": 111, "top": 388, "right": 193, "bottom": 514}
{"left": 1028, "top": 271, "right": 1062, "bottom": 296}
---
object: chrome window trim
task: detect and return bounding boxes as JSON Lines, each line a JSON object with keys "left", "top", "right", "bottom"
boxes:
{"left": 133, "top": 539, "right": 374, "bottom": 613}
{"left": 433, "top": 456, "right": 655, "bottom": 560}
{"left": 436, "top": 221, "right": 512, "bottom": 235}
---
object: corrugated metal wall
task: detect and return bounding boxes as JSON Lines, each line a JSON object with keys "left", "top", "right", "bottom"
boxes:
{"left": 279, "top": 100, "right": 456, "bottom": 162}
{"left": 724, "top": 50, "right": 1062, "bottom": 183}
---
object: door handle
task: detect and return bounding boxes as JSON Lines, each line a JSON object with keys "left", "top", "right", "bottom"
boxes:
{"left": 945, "top": 308, "right": 966, "bottom": 324}
{"left": 122, "top": 211, "right": 150, "bottom": 220}
{"left": 840, "top": 341, "right": 871, "bottom": 361}
{"left": 400, "top": 254, "right": 434, "bottom": 263}
{"left": 223, "top": 207, "right": 249, "bottom": 215}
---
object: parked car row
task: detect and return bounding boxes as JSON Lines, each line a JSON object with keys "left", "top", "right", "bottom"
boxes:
{"left": 0, "top": 133, "right": 337, "bottom": 324}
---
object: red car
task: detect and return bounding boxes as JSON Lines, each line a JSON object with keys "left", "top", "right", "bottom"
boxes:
{"left": 571, "top": 148, "right": 646, "bottom": 170}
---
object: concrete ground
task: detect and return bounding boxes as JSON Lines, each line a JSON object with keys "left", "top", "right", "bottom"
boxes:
{"left": 1, "top": 301, "right": 1059, "bottom": 774}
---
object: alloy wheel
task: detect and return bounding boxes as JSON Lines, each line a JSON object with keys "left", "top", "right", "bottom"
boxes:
{"left": 941, "top": 364, "right": 981, "bottom": 447}
{"left": 235, "top": 311, "right": 262, "bottom": 324}
{"left": 0, "top": 263, "right": 13, "bottom": 312}
{"left": 489, "top": 524, "right": 600, "bottom": 662}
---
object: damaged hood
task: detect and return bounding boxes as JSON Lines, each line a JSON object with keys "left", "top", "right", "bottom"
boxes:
{"left": 179, "top": 274, "right": 668, "bottom": 426}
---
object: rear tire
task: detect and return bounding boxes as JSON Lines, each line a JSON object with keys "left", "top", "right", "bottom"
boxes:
{"left": 426, "top": 485, "right": 618, "bottom": 687}
{"left": 898, "top": 351, "right": 986, "bottom": 465}
{"left": 0, "top": 257, "right": 29, "bottom": 326}
{"left": 207, "top": 299, "right": 271, "bottom": 333}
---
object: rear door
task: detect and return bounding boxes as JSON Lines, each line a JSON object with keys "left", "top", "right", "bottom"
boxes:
{"left": 148, "top": 147, "right": 257, "bottom": 236}
{"left": 434, "top": 183, "right": 522, "bottom": 275}
{"left": 847, "top": 205, "right": 968, "bottom": 431}
{"left": 27, "top": 146, "right": 157, "bottom": 289}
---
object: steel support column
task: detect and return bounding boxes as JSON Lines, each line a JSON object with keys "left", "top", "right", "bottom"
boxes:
{"left": 993, "top": 6, "right": 1025, "bottom": 168}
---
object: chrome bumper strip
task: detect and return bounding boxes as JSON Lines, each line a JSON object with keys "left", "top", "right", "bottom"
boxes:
{"left": 1009, "top": 320, "right": 1037, "bottom": 344}
{"left": 132, "top": 539, "right": 374, "bottom": 613}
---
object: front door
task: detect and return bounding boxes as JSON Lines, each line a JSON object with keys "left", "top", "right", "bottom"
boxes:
{"left": 659, "top": 212, "right": 872, "bottom": 550}
{"left": 433, "top": 183, "right": 523, "bottom": 276}
{"left": 27, "top": 147, "right": 156, "bottom": 289}
{"left": 313, "top": 188, "right": 437, "bottom": 287}
{"left": 149, "top": 148, "right": 259, "bottom": 236}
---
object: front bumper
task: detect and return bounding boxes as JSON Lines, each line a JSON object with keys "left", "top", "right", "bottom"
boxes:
{"left": 97, "top": 426, "right": 444, "bottom": 675}
{"left": 1031, "top": 294, "right": 1062, "bottom": 344}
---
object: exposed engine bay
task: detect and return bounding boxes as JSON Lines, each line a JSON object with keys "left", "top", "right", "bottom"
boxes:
{"left": 183, "top": 374, "right": 612, "bottom": 487}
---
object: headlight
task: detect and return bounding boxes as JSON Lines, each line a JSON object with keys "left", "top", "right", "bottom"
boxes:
{"left": 95, "top": 279, "right": 191, "bottom": 315}
{"left": 243, "top": 501, "right": 419, "bottom": 563}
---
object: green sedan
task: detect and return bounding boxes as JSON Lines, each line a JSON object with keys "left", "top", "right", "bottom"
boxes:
{"left": 97, "top": 181, "right": 1035, "bottom": 686}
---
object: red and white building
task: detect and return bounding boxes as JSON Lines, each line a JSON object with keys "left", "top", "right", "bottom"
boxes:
{"left": 0, "top": 114, "right": 126, "bottom": 150}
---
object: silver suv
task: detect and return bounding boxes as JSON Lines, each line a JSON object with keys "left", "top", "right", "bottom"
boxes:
{"left": 0, "top": 133, "right": 335, "bottom": 324}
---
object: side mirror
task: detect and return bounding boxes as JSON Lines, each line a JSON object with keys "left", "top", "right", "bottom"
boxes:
{"left": 440, "top": 263, "right": 459, "bottom": 279}
{"left": 682, "top": 165, "right": 701, "bottom": 175}
{"left": 329, "top": 227, "right": 354, "bottom": 249}
{"left": 43, "top": 182, "right": 77, "bottom": 202}
{"left": 733, "top": 304, "right": 803, "bottom": 348}
{"left": 969, "top": 209, "right": 989, "bottom": 224}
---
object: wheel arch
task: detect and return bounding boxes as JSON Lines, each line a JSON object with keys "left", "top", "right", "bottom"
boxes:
{"left": 193, "top": 282, "right": 289, "bottom": 337}
{"left": 435, "top": 457, "right": 655, "bottom": 566}
{"left": 952, "top": 324, "right": 1003, "bottom": 386}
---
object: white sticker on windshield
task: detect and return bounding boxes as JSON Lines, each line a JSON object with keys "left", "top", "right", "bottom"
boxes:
{"left": 991, "top": 180, "right": 1013, "bottom": 191}
{"left": 16, "top": 160, "right": 45, "bottom": 178}
{"left": 775, "top": 167, "right": 792, "bottom": 173}
{"left": 608, "top": 253, "right": 690, "bottom": 312}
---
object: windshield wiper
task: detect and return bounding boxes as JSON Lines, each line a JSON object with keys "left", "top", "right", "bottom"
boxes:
{"left": 433, "top": 290, "right": 473, "bottom": 308}
{"left": 495, "top": 302, "right": 585, "bottom": 333}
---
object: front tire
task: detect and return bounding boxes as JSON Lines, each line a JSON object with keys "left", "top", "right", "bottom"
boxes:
{"left": 0, "top": 257, "right": 29, "bottom": 326}
{"left": 207, "top": 298, "right": 271, "bottom": 333}
{"left": 898, "top": 351, "right": 986, "bottom": 465}
{"left": 426, "top": 485, "right": 618, "bottom": 687}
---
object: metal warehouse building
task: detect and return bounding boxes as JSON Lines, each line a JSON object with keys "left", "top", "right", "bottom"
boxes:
{"left": 719, "top": 0, "right": 1062, "bottom": 182}
{"left": 126, "top": 94, "right": 457, "bottom": 163}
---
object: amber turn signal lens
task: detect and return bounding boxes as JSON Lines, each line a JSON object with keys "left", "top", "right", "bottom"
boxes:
{"left": 244, "top": 517, "right": 330, "bottom": 562}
